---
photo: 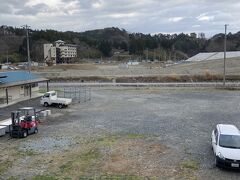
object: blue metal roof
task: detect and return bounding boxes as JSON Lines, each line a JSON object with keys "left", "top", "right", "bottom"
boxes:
{"left": 0, "top": 71, "right": 40, "bottom": 84}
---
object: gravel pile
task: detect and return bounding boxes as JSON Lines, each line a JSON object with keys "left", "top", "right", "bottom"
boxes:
{"left": 19, "top": 137, "right": 74, "bottom": 153}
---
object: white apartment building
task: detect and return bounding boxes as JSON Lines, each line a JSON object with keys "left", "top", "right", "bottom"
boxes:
{"left": 44, "top": 40, "right": 77, "bottom": 65}
{"left": 44, "top": 44, "right": 57, "bottom": 64}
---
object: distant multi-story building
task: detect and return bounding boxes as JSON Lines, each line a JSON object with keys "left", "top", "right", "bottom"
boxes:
{"left": 190, "top": 32, "right": 197, "bottom": 38}
{"left": 0, "top": 25, "right": 14, "bottom": 35}
{"left": 44, "top": 40, "right": 77, "bottom": 65}
{"left": 198, "top": 32, "right": 206, "bottom": 39}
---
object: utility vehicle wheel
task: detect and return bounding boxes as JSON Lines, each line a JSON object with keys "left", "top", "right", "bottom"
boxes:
{"left": 34, "top": 128, "right": 38, "bottom": 134}
{"left": 58, "top": 104, "right": 63, "bottom": 109}
{"left": 44, "top": 102, "right": 49, "bottom": 107}
{"left": 23, "top": 131, "right": 27, "bottom": 138}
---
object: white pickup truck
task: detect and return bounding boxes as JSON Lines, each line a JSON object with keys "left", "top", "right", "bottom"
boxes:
{"left": 40, "top": 91, "right": 72, "bottom": 108}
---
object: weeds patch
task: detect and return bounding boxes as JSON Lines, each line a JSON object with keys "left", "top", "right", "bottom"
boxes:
{"left": 57, "top": 146, "right": 101, "bottom": 178}
{"left": 125, "top": 133, "right": 148, "bottom": 139}
{"left": 0, "top": 148, "right": 24, "bottom": 176}
{"left": 59, "top": 161, "right": 73, "bottom": 173}
{"left": 177, "top": 160, "right": 199, "bottom": 180}
{"left": 32, "top": 175, "right": 58, "bottom": 180}
{"left": 181, "top": 160, "right": 199, "bottom": 170}
{"left": 97, "top": 135, "right": 118, "bottom": 147}
{"left": 17, "top": 149, "right": 39, "bottom": 156}
{"left": 0, "top": 160, "right": 12, "bottom": 175}
{"left": 6, "top": 177, "right": 18, "bottom": 180}
{"left": 79, "top": 174, "right": 146, "bottom": 180}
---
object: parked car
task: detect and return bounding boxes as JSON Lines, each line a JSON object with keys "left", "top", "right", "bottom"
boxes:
{"left": 40, "top": 91, "right": 72, "bottom": 108}
{"left": 8, "top": 66, "right": 15, "bottom": 70}
{"left": 211, "top": 124, "right": 240, "bottom": 169}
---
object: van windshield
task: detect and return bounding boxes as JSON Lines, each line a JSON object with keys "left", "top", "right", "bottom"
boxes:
{"left": 219, "top": 134, "right": 240, "bottom": 149}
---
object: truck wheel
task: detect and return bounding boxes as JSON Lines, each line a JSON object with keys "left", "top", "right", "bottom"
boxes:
{"left": 44, "top": 102, "right": 49, "bottom": 107}
{"left": 34, "top": 128, "right": 38, "bottom": 134}
{"left": 22, "top": 131, "right": 27, "bottom": 138}
{"left": 58, "top": 104, "right": 63, "bottom": 109}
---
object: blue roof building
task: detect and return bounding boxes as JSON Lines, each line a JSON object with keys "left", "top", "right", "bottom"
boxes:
{"left": 0, "top": 71, "right": 49, "bottom": 105}
{"left": 0, "top": 71, "right": 41, "bottom": 84}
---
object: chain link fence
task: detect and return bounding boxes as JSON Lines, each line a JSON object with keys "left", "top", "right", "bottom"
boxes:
{"left": 58, "top": 86, "right": 91, "bottom": 103}
{"left": 39, "top": 84, "right": 91, "bottom": 104}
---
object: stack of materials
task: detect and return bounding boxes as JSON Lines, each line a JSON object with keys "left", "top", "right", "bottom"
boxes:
{"left": 39, "top": 109, "right": 51, "bottom": 119}
{"left": 0, "top": 118, "right": 12, "bottom": 136}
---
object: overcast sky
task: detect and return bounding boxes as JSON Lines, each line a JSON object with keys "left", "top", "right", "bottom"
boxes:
{"left": 0, "top": 0, "right": 239, "bottom": 37}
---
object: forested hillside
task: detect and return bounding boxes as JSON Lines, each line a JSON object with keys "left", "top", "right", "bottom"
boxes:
{"left": 0, "top": 25, "right": 239, "bottom": 63}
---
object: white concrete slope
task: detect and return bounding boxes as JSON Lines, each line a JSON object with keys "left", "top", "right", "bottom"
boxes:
{"left": 187, "top": 51, "right": 240, "bottom": 62}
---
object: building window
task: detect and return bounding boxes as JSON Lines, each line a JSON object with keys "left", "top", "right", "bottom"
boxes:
{"left": 31, "top": 83, "right": 38, "bottom": 88}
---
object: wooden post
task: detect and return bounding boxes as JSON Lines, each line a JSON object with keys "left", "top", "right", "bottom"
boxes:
{"left": 5, "top": 88, "right": 8, "bottom": 104}
{"left": 29, "top": 84, "right": 32, "bottom": 98}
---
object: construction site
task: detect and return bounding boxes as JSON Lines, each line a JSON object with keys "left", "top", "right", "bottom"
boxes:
{"left": 0, "top": 51, "right": 240, "bottom": 179}
{"left": 2, "top": 0, "right": 240, "bottom": 178}
{"left": 30, "top": 53, "right": 240, "bottom": 83}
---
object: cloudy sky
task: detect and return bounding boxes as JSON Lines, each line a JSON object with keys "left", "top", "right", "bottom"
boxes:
{"left": 0, "top": 0, "right": 239, "bottom": 36}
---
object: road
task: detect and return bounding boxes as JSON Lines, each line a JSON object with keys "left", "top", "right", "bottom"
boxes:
{"left": 40, "top": 82, "right": 240, "bottom": 88}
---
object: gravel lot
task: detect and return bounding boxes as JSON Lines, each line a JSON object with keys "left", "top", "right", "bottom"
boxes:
{"left": 1, "top": 87, "right": 240, "bottom": 179}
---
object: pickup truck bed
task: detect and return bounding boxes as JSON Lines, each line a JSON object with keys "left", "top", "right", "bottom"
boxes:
{"left": 53, "top": 98, "right": 72, "bottom": 105}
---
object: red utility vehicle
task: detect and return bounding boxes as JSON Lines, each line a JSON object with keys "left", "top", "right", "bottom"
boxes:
{"left": 10, "top": 107, "right": 39, "bottom": 138}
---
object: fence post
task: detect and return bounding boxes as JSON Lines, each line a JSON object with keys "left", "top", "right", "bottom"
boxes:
{"left": 84, "top": 86, "right": 87, "bottom": 102}
{"left": 89, "top": 87, "right": 91, "bottom": 101}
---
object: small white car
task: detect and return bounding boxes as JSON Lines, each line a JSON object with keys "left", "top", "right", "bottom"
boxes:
{"left": 211, "top": 124, "right": 240, "bottom": 169}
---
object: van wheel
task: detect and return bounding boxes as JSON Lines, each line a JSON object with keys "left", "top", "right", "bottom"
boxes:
{"left": 44, "top": 102, "right": 49, "bottom": 107}
{"left": 215, "top": 156, "right": 219, "bottom": 167}
{"left": 58, "top": 104, "right": 63, "bottom": 109}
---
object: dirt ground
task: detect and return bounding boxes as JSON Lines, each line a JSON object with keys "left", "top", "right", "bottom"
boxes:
{"left": 34, "top": 58, "right": 240, "bottom": 81}
{"left": 1, "top": 87, "right": 240, "bottom": 179}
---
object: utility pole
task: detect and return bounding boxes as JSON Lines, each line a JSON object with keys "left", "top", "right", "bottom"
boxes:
{"left": 22, "top": 25, "right": 31, "bottom": 73}
{"left": 223, "top": 24, "right": 228, "bottom": 86}
{"left": 153, "top": 49, "right": 156, "bottom": 61}
{"left": 6, "top": 50, "right": 8, "bottom": 64}
{"left": 146, "top": 48, "right": 148, "bottom": 61}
